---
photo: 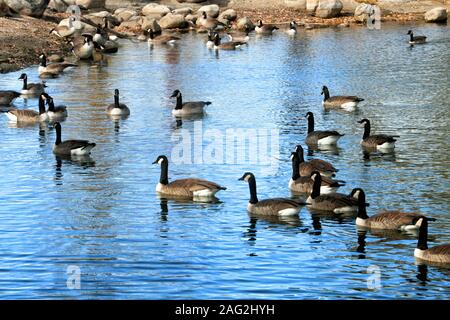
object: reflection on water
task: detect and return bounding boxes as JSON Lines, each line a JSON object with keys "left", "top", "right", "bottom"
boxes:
{"left": 0, "top": 23, "right": 449, "bottom": 299}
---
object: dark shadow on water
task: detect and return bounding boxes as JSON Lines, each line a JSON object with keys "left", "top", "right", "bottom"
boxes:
{"left": 54, "top": 155, "right": 96, "bottom": 185}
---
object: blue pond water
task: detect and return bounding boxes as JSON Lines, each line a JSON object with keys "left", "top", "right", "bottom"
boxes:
{"left": 0, "top": 22, "right": 449, "bottom": 299}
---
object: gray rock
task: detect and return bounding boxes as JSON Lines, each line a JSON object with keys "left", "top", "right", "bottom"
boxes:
{"left": 48, "top": 0, "right": 76, "bottom": 13}
{"left": 354, "top": 3, "right": 375, "bottom": 23}
{"left": 115, "top": 8, "right": 138, "bottom": 22}
{"left": 197, "top": 4, "right": 219, "bottom": 18}
{"left": 424, "top": 7, "right": 447, "bottom": 22}
{"left": 185, "top": 13, "right": 198, "bottom": 23}
{"left": 219, "top": 8, "right": 237, "bottom": 22}
{"left": 315, "top": 0, "right": 343, "bottom": 18}
{"left": 306, "top": 0, "right": 319, "bottom": 13}
{"left": 75, "top": 0, "right": 104, "bottom": 9}
{"left": 178, "top": 0, "right": 206, "bottom": 3}
{"left": 142, "top": 3, "right": 170, "bottom": 17}
{"left": 234, "top": 16, "right": 254, "bottom": 31}
{"left": 5, "top": 0, "right": 49, "bottom": 17}
{"left": 159, "top": 13, "right": 188, "bottom": 29}
{"left": 120, "top": 16, "right": 142, "bottom": 30}
{"left": 172, "top": 7, "right": 192, "bottom": 16}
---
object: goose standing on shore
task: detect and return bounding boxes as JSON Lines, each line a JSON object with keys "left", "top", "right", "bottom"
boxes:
{"left": 107, "top": 89, "right": 130, "bottom": 116}
{"left": 53, "top": 122, "right": 96, "bottom": 156}
{"left": 321, "top": 86, "right": 364, "bottom": 111}
{"left": 407, "top": 30, "right": 426, "bottom": 44}
{"left": 18, "top": 73, "right": 46, "bottom": 96}
{"left": 353, "top": 188, "right": 435, "bottom": 231}
{"left": 50, "top": 16, "right": 76, "bottom": 38}
{"left": 306, "top": 171, "right": 359, "bottom": 213}
{"left": 71, "top": 34, "right": 94, "bottom": 60}
{"left": 358, "top": 119, "right": 398, "bottom": 151}
{"left": 6, "top": 93, "right": 48, "bottom": 123}
{"left": 170, "top": 89, "right": 211, "bottom": 116}
{"left": 255, "top": 20, "right": 279, "bottom": 35}
{"left": 38, "top": 54, "right": 77, "bottom": 76}
{"left": 414, "top": 218, "right": 450, "bottom": 264}
{"left": 289, "top": 152, "right": 344, "bottom": 194}
{"left": 240, "top": 172, "right": 304, "bottom": 216}
{"left": 305, "top": 112, "right": 344, "bottom": 146}
{"left": 153, "top": 155, "right": 226, "bottom": 200}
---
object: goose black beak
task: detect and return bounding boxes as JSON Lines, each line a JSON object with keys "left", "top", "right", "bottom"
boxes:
{"left": 238, "top": 177, "right": 244, "bottom": 181}
{"left": 152, "top": 160, "right": 158, "bottom": 164}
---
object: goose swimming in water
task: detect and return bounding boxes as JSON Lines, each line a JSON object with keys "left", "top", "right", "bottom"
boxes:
{"left": 321, "top": 86, "right": 364, "bottom": 111}
{"left": 305, "top": 112, "right": 344, "bottom": 146}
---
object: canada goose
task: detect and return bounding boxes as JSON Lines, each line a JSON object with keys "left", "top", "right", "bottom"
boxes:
{"left": 213, "top": 34, "right": 245, "bottom": 51}
{"left": 53, "top": 122, "right": 96, "bottom": 156}
{"left": 255, "top": 20, "right": 279, "bottom": 35}
{"left": 206, "top": 30, "right": 216, "bottom": 48}
{"left": 93, "top": 26, "right": 107, "bottom": 45}
{"left": 50, "top": 16, "right": 76, "bottom": 38}
{"left": 414, "top": 218, "right": 450, "bottom": 264}
{"left": 170, "top": 89, "right": 211, "bottom": 116}
{"left": 407, "top": 30, "right": 426, "bottom": 44}
{"left": 294, "top": 144, "right": 338, "bottom": 178}
{"left": 153, "top": 155, "right": 226, "bottom": 200}
{"left": 38, "top": 54, "right": 77, "bottom": 76}
{"left": 286, "top": 21, "right": 297, "bottom": 36}
{"left": 289, "top": 152, "right": 344, "bottom": 194}
{"left": 240, "top": 172, "right": 303, "bottom": 216}
{"left": 358, "top": 119, "right": 398, "bottom": 150}
{"left": 321, "top": 86, "right": 364, "bottom": 111}
{"left": 305, "top": 112, "right": 344, "bottom": 146}
{"left": 71, "top": 34, "right": 94, "bottom": 60}
{"left": 227, "top": 27, "right": 250, "bottom": 43}
{"left": 107, "top": 89, "right": 130, "bottom": 116}
{"left": 147, "top": 28, "right": 180, "bottom": 45}
{"left": 18, "top": 73, "right": 46, "bottom": 96}
{"left": 307, "top": 171, "right": 359, "bottom": 213}
{"left": 353, "top": 188, "right": 435, "bottom": 230}
{"left": 45, "top": 95, "right": 68, "bottom": 120}
{"left": 6, "top": 93, "right": 48, "bottom": 123}
{"left": 0, "top": 90, "right": 20, "bottom": 105}
{"left": 197, "top": 11, "right": 223, "bottom": 30}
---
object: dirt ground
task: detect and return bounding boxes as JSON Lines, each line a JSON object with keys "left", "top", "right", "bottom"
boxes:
{"left": 0, "top": 13, "right": 72, "bottom": 73}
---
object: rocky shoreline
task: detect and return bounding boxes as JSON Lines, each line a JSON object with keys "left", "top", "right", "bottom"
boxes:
{"left": 0, "top": 0, "right": 448, "bottom": 73}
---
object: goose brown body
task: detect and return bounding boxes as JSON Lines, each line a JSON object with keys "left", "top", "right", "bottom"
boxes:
{"left": 305, "top": 112, "right": 344, "bottom": 146}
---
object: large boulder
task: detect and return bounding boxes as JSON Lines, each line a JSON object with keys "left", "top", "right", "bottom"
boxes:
{"left": 158, "top": 13, "right": 188, "bottom": 29}
{"left": 48, "top": 0, "right": 76, "bottom": 12}
{"left": 354, "top": 3, "right": 375, "bottom": 23}
{"left": 142, "top": 3, "right": 170, "bottom": 17}
{"left": 315, "top": 0, "right": 343, "bottom": 18}
{"left": 172, "top": 7, "right": 192, "bottom": 16}
{"left": 219, "top": 8, "right": 237, "bottom": 22}
{"left": 234, "top": 16, "right": 254, "bottom": 31}
{"left": 115, "top": 8, "right": 138, "bottom": 22}
{"left": 84, "top": 10, "right": 111, "bottom": 25}
{"left": 306, "top": 0, "right": 319, "bottom": 13}
{"left": 75, "top": 0, "right": 104, "bottom": 9}
{"left": 4, "top": 0, "right": 49, "bottom": 17}
{"left": 58, "top": 16, "right": 95, "bottom": 33}
{"left": 424, "top": 7, "right": 447, "bottom": 22}
{"left": 197, "top": 4, "right": 219, "bottom": 18}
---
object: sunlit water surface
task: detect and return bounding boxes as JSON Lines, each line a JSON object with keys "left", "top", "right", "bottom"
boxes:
{"left": 0, "top": 23, "right": 449, "bottom": 299}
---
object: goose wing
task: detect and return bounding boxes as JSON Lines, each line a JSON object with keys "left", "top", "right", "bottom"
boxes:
{"left": 182, "top": 101, "right": 211, "bottom": 110}
{"left": 309, "top": 158, "right": 337, "bottom": 173}
{"left": 169, "top": 178, "right": 226, "bottom": 192}
{"left": 311, "top": 130, "right": 343, "bottom": 139}
{"left": 364, "top": 134, "right": 397, "bottom": 145}
{"left": 427, "top": 244, "right": 450, "bottom": 257}
{"left": 327, "top": 96, "right": 364, "bottom": 103}
{"left": 0, "top": 91, "right": 20, "bottom": 104}
{"left": 368, "top": 211, "right": 424, "bottom": 228}
{"left": 8, "top": 108, "right": 38, "bottom": 119}
{"left": 313, "top": 194, "right": 358, "bottom": 207}
{"left": 254, "top": 198, "right": 302, "bottom": 214}
{"left": 320, "top": 175, "right": 344, "bottom": 187}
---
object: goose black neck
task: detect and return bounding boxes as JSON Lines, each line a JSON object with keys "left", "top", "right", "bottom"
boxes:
{"left": 48, "top": 99, "right": 55, "bottom": 112}
{"left": 409, "top": 33, "right": 414, "bottom": 42}
{"left": 311, "top": 174, "right": 321, "bottom": 199}
{"left": 114, "top": 94, "right": 119, "bottom": 107}
{"left": 291, "top": 155, "right": 300, "bottom": 180}
{"left": 417, "top": 219, "right": 428, "bottom": 250}
{"left": 175, "top": 94, "right": 183, "bottom": 110}
{"left": 149, "top": 29, "right": 154, "bottom": 39}
{"left": 159, "top": 161, "right": 169, "bottom": 185}
{"left": 307, "top": 115, "right": 314, "bottom": 133}
{"left": 22, "top": 77, "right": 27, "bottom": 90}
{"left": 323, "top": 87, "right": 330, "bottom": 101}
{"left": 296, "top": 147, "right": 305, "bottom": 164}
{"left": 363, "top": 122, "right": 371, "bottom": 139}
{"left": 357, "top": 195, "right": 369, "bottom": 219}
{"left": 38, "top": 96, "right": 46, "bottom": 115}
{"left": 248, "top": 176, "right": 258, "bottom": 204}
{"left": 55, "top": 125, "right": 62, "bottom": 145}
{"left": 40, "top": 56, "right": 47, "bottom": 67}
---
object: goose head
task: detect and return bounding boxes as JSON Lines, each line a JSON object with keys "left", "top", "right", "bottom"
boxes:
{"left": 290, "top": 21, "right": 297, "bottom": 29}
{"left": 152, "top": 155, "right": 168, "bottom": 165}
{"left": 257, "top": 20, "right": 263, "bottom": 27}
{"left": 357, "top": 118, "right": 370, "bottom": 127}
{"left": 114, "top": 89, "right": 120, "bottom": 97}
{"left": 202, "top": 11, "right": 207, "bottom": 19}
{"left": 305, "top": 111, "right": 314, "bottom": 119}
{"left": 407, "top": 30, "right": 413, "bottom": 35}
{"left": 170, "top": 89, "right": 181, "bottom": 98}
{"left": 238, "top": 172, "right": 255, "bottom": 182}
{"left": 321, "top": 85, "right": 329, "bottom": 96}
{"left": 18, "top": 73, "right": 27, "bottom": 80}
